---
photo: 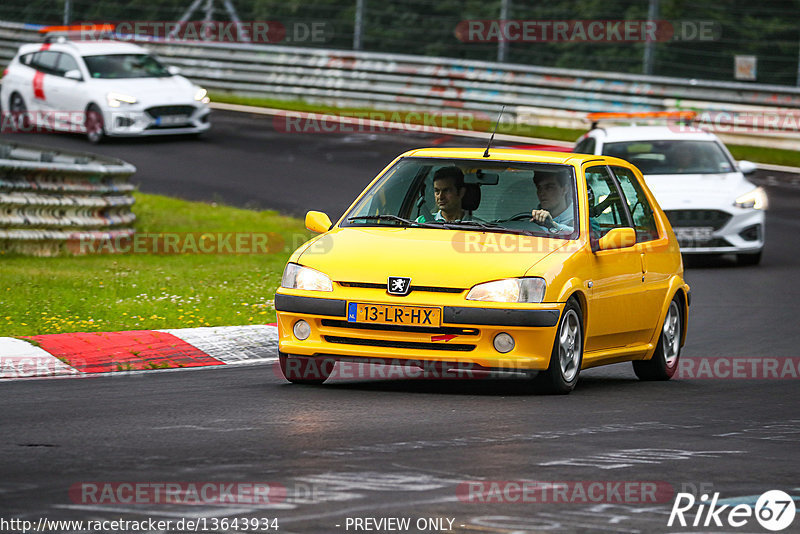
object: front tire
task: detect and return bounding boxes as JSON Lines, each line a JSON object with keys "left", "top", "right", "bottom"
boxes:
{"left": 633, "top": 297, "right": 682, "bottom": 381}
{"left": 279, "top": 352, "right": 333, "bottom": 385}
{"left": 533, "top": 298, "right": 583, "bottom": 394}
{"left": 85, "top": 104, "right": 105, "bottom": 144}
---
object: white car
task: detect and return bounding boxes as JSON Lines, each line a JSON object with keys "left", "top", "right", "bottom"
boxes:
{"left": 574, "top": 124, "right": 766, "bottom": 265}
{"left": 1, "top": 37, "right": 210, "bottom": 142}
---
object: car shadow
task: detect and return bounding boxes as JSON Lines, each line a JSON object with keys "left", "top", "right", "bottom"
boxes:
{"left": 682, "top": 254, "right": 739, "bottom": 269}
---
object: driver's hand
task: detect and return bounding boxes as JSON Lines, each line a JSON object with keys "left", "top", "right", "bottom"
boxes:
{"left": 530, "top": 209, "right": 555, "bottom": 228}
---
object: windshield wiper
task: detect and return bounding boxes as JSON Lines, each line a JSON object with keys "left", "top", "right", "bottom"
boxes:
{"left": 433, "top": 220, "right": 536, "bottom": 236}
{"left": 346, "top": 215, "right": 439, "bottom": 228}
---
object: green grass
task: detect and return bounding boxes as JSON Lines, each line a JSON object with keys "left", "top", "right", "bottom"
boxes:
{"left": 0, "top": 192, "right": 311, "bottom": 337}
{"left": 725, "top": 144, "right": 800, "bottom": 167}
{"left": 210, "top": 92, "right": 800, "bottom": 166}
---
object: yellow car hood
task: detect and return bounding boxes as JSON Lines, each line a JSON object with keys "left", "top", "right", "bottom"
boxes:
{"left": 296, "top": 227, "right": 569, "bottom": 289}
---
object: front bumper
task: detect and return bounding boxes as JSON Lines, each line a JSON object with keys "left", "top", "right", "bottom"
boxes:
{"left": 275, "top": 291, "right": 564, "bottom": 372}
{"left": 665, "top": 207, "right": 765, "bottom": 255}
{"left": 103, "top": 104, "right": 211, "bottom": 137}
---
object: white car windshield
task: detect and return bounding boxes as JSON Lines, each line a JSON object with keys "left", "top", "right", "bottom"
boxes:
{"left": 83, "top": 54, "right": 170, "bottom": 79}
{"left": 342, "top": 157, "right": 579, "bottom": 239}
{"left": 603, "top": 140, "right": 735, "bottom": 175}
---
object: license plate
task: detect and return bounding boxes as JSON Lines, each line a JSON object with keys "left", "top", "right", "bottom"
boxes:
{"left": 156, "top": 115, "right": 189, "bottom": 126}
{"left": 347, "top": 302, "right": 441, "bottom": 326}
{"left": 674, "top": 226, "right": 714, "bottom": 242}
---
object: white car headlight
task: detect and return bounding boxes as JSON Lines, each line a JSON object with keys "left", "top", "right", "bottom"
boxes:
{"left": 466, "top": 277, "right": 546, "bottom": 303}
{"left": 281, "top": 263, "right": 333, "bottom": 292}
{"left": 734, "top": 187, "right": 768, "bottom": 210}
{"left": 194, "top": 87, "right": 210, "bottom": 104}
{"left": 106, "top": 92, "right": 137, "bottom": 107}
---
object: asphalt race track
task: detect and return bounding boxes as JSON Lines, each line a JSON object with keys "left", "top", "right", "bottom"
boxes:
{"left": 2, "top": 111, "right": 800, "bottom": 533}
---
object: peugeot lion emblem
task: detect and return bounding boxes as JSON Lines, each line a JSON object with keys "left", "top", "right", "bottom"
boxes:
{"left": 387, "top": 276, "right": 412, "bottom": 296}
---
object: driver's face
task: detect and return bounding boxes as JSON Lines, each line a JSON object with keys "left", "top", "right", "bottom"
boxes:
{"left": 536, "top": 177, "right": 567, "bottom": 213}
{"left": 434, "top": 177, "right": 464, "bottom": 214}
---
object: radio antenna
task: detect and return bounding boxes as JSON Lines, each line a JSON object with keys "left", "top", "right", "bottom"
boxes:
{"left": 483, "top": 105, "right": 505, "bottom": 158}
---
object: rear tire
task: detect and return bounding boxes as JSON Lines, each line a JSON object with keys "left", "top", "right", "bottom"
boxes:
{"left": 9, "top": 93, "right": 30, "bottom": 129}
{"left": 533, "top": 298, "right": 583, "bottom": 394}
{"left": 279, "top": 352, "right": 333, "bottom": 385}
{"left": 633, "top": 297, "right": 682, "bottom": 381}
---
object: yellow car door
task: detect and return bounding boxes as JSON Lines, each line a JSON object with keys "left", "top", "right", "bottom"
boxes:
{"left": 583, "top": 164, "right": 653, "bottom": 356}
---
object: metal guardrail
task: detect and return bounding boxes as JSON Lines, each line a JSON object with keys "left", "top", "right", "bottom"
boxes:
{"left": 0, "top": 140, "right": 136, "bottom": 256}
{"left": 1, "top": 20, "right": 800, "bottom": 149}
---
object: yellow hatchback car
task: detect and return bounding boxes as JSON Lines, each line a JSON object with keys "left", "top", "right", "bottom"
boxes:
{"left": 275, "top": 148, "right": 690, "bottom": 393}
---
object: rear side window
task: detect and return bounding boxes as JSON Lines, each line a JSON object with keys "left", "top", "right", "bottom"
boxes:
{"left": 611, "top": 166, "right": 659, "bottom": 242}
{"left": 31, "top": 51, "right": 60, "bottom": 74}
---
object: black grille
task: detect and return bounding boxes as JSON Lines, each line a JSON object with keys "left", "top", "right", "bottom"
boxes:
{"left": 324, "top": 336, "right": 476, "bottom": 352}
{"left": 321, "top": 319, "right": 478, "bottom": 336}
{"left": 679, "top": 237, "right": 734, "bottom": 249}
{"left": 337, "top": 281, "right": 463, "bottom": 294}
{"left": 664, "top": 210, "right": 732, "bottom": 230}
{"left": 146, "top": 105, "right": 196, "bottom": 118}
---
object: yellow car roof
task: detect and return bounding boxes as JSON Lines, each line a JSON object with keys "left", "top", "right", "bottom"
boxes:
{"left": 399, "top": 147, "right": 608, "bottom": 165}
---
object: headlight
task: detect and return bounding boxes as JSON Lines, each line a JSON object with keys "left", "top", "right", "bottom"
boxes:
{"left": 106, "top": 92, "right": 137, "bottom": 107}
{"left": 734, "top": 187, "right": 768, "bottom": 210}
{"left": 194, "top": 87, "right": 210, "bottom": 104}
{"left": 466, "top": 277, "right": 546, "bottom": 303}
{"left": 281, "top": 263, "right": 333, "bottom": 292}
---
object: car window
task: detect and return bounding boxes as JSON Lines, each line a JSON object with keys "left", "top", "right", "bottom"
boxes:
{"left": 611, "top": 166, "right": 659, "bottom": 242}
{"left": 344, "top": 157, "right": 579, "bottom": 240}
{"left": 574, "top": 136, "right": 596, "bottom": 155}
{"left": 82, "top": 54, "right": 170, "bottom": 79}
{"left": 57, "top": 53, "right": 80, "bottom": 76}
{"left": 603, "top": 140, "right": 734, "bottom": 174}
{"left": 584, "top": 165, "right": 631, "bottom": 240}
{"left": 31, "top": 51, "right": 61, "bottom": 74}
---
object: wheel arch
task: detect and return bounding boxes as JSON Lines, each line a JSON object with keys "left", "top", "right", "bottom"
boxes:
{"left": 644, "top": 277, "right": 689, "bottom": 360}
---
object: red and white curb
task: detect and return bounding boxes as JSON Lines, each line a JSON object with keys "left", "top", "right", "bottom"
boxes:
{"left": 0, "top": 324, "right": 278, "bottom": 380}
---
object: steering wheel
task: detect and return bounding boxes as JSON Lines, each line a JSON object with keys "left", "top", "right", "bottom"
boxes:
{"left": 502, "top": 211, "right": 533, "bottom": 222}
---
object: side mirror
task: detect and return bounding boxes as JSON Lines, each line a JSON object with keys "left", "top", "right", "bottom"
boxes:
{"left": 305, "top": 211, "right": 332, "bottom": 233}
{"left": 598, "top": 227, "right": 636, "bottom": 251}
{"left": 167, "top": 65, "right": 181, "bottom": 75}
{"left": 738, "top": 160, "right": 757, "bottom": 175}
{"left": 64, "top": 69, "right": 82, "bottom": 81}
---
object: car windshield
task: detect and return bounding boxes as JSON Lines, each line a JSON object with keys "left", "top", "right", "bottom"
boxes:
{"left": 603, "top": 140, "right": 734, "bottom": 175}
{"left": 83, "top": 54, "right": 170, "bottom": 79}
{"left": 342, "top": 157, "right": 579, "bottom": 239}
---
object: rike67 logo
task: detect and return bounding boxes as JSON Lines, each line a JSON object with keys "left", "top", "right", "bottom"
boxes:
{"left": 668, "top": 490, "right": 796, "bottom": 531}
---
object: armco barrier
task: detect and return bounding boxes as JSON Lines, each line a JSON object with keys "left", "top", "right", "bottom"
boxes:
{"left": 0, "top": 141, "right": 136, "bottom": 256}
{"left": 1, "top": 20, "right": 800, "bottom": 148}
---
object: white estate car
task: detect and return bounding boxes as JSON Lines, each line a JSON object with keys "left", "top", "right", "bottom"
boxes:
{"left": 1, "top": 38, "right": 210, "bottom": 142}
{"left": 574, "top": 125, "right": 766, "bottom": 265}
